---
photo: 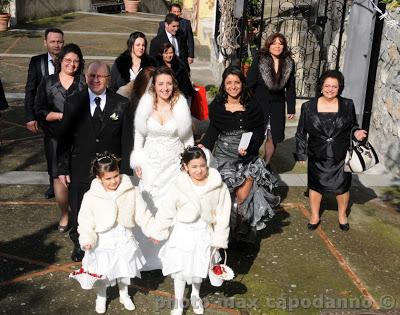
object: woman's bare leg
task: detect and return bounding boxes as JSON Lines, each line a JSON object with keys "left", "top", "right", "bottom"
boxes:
{"left": 309, "top": 189, "right": 322, "bottom": 224}
{"left": 336, "top": 191, "right": 350, "bottom": 224}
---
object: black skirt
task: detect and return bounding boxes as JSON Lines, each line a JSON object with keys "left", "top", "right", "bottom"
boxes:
{"left": 308, "top": 157, "right": 351, "bottom": 194}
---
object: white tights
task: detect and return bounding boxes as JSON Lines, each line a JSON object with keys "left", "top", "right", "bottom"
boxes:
{"left": 173, "top": 279, "right": 201, "bottom": 311}
{"left": 96, "top": 278, "right": 130, "bottom": 300}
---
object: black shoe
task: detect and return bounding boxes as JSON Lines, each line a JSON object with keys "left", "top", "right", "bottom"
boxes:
{"left": 44, "top": 186, "right": 55, "bottom": 199}
{"left": 71, "top": 244, "right": 84, "bottom": 262}
{"left": 339, "top": 222, "right": 350, "bottom": 231}
{"left": 307, "top": 220, "right": 321, "bottom": 230}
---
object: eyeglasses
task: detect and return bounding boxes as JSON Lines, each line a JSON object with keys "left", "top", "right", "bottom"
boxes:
{"left": 87, "top": 74, "right": 110, "bottom": 80}
{"left": 63, "top": 58, "right": 80, "bottom": 65}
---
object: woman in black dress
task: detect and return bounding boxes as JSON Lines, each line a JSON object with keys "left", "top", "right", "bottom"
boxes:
{"left": 247, "top": 32, "right": 296, "bottom": 167}
{"left": 111, "top": 32, "right": 156, "bottom": 92}
{"left": 199, "top": 66, "right": 280, "bottom": 245}
{"left": 155, "top": 43, "right": 194, "bottom": 100}
{"left": 35, "top": 43, "right": 86, "bottom": 232}
{"left": 294, "top": 70, "right": 367, "bottom": 231}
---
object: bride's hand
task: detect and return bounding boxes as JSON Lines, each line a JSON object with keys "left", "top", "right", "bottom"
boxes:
{"left": 135, "top": 167, "right": 142, "bottom": 178}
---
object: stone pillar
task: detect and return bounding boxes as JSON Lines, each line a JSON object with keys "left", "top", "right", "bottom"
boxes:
{"left": 341, "top": 0, "right": 376, "bottom": 123}
{"left": 369, "top": 10, "right": 400, "bottom": 175}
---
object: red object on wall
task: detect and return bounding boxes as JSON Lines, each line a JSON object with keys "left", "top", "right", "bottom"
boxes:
{"left": 191, "top": 84, "right": 209, "bottom": 120}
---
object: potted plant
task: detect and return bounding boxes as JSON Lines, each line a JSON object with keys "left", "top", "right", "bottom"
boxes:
{"left": 241, "top": 56, "right": 253, "bottom": 77}
{"left": 0, "top": 0, "right": 11, "bottom": 32}
{"left": 124, "top": 0, "right": 140, "bottom": 13}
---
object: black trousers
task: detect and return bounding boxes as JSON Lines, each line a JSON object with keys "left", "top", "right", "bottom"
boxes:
{"left": 68, "top": 180, "right": 90, "bottom": 244}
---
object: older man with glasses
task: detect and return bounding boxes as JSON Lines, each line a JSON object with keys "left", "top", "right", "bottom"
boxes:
{"left": 57, "top": 61, "right": 133, "bottom": 262}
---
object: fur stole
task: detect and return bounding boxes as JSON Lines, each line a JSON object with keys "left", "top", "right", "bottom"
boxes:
{"left": 134, "top": 92, "right": 192, "bottom": 141}
{"left": 258, "top": 54, "right": 294, "bottom": 91}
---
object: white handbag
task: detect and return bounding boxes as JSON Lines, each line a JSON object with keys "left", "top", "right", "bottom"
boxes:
{"left": 344, "top": 128, "right": 379, "bottom": 173}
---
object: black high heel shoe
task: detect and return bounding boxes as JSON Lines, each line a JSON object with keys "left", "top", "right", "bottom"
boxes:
{"left": 307, "top": 220, "right": 321, "bottom": 230}
{"left": 339, "top": 222, "right": 350, "bottom": 231}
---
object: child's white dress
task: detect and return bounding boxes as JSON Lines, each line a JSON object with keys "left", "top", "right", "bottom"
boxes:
{"left": 158, "top": 182, "right": 219, "bottom": 284}
{"left": 82, "top": 191, "right": 146, "bottom": 287}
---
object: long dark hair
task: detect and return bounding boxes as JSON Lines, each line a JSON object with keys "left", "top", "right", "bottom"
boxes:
{"left": 157, "top": 43, "right": 179, "bottom": 71}
{"left": 261, "top": 32, "right": 291, "bottom": 58}
{"left": 259, "top": 32, "right": 292, "bottom": 87}
{"left": 127, "top": 31, "right": 147, "bottom": 56}
{"left": 55, "top": 43, "right": 84, "bottom": 75}
{"left": 131, "top": 66, "right": 155, "bottom": 106}
{"left": 218, "top": 66, "right": 251, "bottom": 106}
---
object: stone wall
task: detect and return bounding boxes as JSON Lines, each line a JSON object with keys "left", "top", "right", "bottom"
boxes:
{"left": 369, "top": 11, "right": 400, "bottom": 175}
{"left": 15, "top": 0, "right": 91, "bottom": 22}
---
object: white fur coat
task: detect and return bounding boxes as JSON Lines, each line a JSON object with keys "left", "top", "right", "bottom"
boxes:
{"left": 151, "top": 168, "right": 231, "bottom": 249}
{"left": 130, "top": 92, "right": 194, "bottom": 169}
{"left": 77, "top": 174, "right": 154, "bottom": 248}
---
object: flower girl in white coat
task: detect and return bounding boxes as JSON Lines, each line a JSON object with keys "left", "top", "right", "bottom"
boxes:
{"left": 77, "top": 152, "right": 155, "bottom": 314}
{"left": 152, "top": 147, "right": 231, "bottom": 315}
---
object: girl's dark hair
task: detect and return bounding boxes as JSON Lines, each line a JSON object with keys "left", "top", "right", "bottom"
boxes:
{"left": 317, "top": 70, "right": 345, "bottom": 95}
{"left": 218, "top": 66, "right": 251, "bottom": 106}
{"left": 55, "top": 43, "right": 84, "bottom": 75}
{"left": 127, "top": 32, "right": 147, "bottom": 56}
{"left": 261, "top": 32, "right": 291, "bottom": 58}
{"left": 180, "top": 146, "right": 207, "bottom": 168}
{"left": 91, "top": 151, "right": 120, "bottom": 177}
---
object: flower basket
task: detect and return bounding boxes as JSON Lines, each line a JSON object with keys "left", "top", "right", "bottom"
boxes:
{"left": 69, "top": 267, "right": 105, "bottom": 290}
{"left": 208, "top": 249, "right": 234, "bottom": 287}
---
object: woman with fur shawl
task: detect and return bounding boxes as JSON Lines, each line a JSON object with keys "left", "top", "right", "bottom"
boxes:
{"left": 130, "top": 66, "right": 194, "bottom": 270}
{"left": 247, "top": 32, "right": 296, "bottom": 168}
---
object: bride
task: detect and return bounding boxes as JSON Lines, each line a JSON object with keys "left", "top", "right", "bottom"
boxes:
{"left": 130, "top": 66, "right": 193, "bottom": 270}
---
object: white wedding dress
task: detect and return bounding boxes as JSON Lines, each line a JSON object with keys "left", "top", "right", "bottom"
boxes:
{"left": 133, "top": 116, "right": 191, "bottom": 270}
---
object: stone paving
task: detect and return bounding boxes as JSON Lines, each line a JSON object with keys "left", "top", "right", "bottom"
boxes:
{"left": 1, "top": 11, "right": 400, "bottom": 315}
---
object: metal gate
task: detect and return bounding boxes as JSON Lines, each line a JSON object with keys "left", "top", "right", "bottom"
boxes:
{"left": 216, "top": 0, "right": 348, "bottom": 98}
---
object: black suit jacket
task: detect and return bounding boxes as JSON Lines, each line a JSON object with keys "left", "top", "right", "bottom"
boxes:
{"left": 149, "top": 30, "right": 188, "bottom": 68}
{"left": 58, "top": 88, "right": 133, "bottom": 183}
{"left": 25, "top": 53, "right": 49, "bottom": 123}
{"left": 157, "top": 18, "right": 194, "bottom": 58}
{"left": 294, "top": 97, "right": 358, "bottom": 162}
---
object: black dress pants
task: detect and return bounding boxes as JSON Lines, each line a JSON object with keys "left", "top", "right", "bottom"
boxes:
{"left": 68, "top": 180, "right": 90, "bottom": 244}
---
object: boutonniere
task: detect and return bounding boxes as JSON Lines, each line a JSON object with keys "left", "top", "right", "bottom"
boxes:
{"left": 110, "top": 113, "right": 119, "bottom": 121}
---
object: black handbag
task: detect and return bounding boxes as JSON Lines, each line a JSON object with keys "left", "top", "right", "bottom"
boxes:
{"left": 344, "top": 128, "right": 379, "bottom": 173}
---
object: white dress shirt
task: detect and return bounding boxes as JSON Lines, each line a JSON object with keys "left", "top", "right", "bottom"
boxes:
{"left": 88, "top": 89, "right": 106, "bottom": 117}
{"left": 166, "top": 31, "right": 179, "bottom": 56}
{"left": 47, "top": 53, "right": 55, "bottom": 75}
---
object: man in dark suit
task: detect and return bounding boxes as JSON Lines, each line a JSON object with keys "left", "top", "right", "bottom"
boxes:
{"left": 58, "top": 61, "right": 133, "bottom": 261}
{"left": 150, "top": 13, "right": 189, "bottom": 69}
{"left": 24, "top": 28, "right": 64, "bottom": 199}
{"left": 157, "top": 3, "right": 194, "bottom": 66}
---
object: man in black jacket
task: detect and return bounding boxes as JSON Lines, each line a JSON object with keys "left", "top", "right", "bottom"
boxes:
{"left": 58, "top": 61, "right": 133, "bottom": 261}
{"left": 150, "top": 13, "right": 189, "bottom": 70}
{"left": 24, "top": 28, "right": 64, "bottom": 199}
{"left": 157, "top": 3, "right": 194, "bottom": 66}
